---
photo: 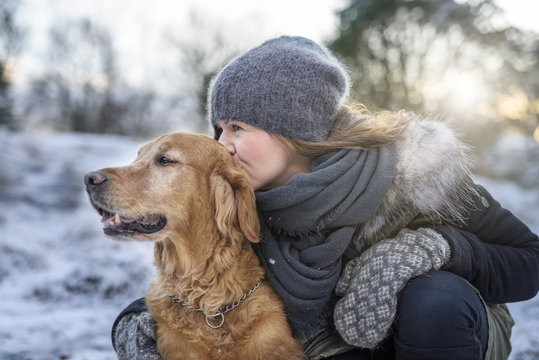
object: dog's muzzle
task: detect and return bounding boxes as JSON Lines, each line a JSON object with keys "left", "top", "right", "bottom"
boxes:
{"left": 84, "top": 171, "right": 167, "bottom": 235}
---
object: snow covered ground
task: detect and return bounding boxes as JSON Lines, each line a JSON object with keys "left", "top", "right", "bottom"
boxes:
{"left": 0, "top": 128, "right": 537, "bottom": 360}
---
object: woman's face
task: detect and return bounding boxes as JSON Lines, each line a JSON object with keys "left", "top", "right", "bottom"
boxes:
{"left": 215, "top": 120, "right": 311, "bottom": 191}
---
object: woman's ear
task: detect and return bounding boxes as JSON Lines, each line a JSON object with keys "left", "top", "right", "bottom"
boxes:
{"left": 210, "top": 157, "right": 260, "bottom": 243}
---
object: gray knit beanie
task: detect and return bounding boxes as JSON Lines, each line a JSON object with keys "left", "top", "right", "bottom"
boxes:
{"left": 208, "top": 36, "right": 350, "bottom": 141}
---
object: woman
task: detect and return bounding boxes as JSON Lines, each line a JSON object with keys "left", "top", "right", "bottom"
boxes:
{"left": 112, "top": 36, "right": 539, "bottom": 359}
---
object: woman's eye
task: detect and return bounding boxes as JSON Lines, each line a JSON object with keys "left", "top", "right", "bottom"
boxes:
{"left": 232, "top": 124, "right": 243, "bottom": 132}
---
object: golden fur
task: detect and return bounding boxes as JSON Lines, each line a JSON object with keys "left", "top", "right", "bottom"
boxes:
{"left": 86, "top": 132, "right": 303, "bottom": 360}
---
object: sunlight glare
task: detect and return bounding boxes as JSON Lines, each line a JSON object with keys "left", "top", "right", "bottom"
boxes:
{"left": 498, "top": 92, "right": 529, "bottom": 120}
{"left": 447, "top": 71, "right": 488, "bottom": 112}
{"left": 3, "top": 57, "right": 17, "bottom": 82}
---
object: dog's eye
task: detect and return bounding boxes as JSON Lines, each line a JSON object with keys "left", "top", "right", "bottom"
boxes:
{"left": 157, "top": 156, "right": 175, "bottom": 166}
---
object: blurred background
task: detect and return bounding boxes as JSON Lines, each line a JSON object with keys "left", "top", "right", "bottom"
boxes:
{"left": 0, "top": 0, "right": 538, "bottom": 359}
{"left": 2, "top": 0, "right": 538, "bottom": 184}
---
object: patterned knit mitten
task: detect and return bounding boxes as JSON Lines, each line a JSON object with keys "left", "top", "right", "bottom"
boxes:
{"left": 333, "top": 227, "right": 451, "bottom": 349}
{"left": 113, "top": 311, "right": 162, "bottom": 360}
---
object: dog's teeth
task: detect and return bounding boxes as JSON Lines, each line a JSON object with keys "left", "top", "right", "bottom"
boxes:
{"left": 114, "top": 213, "right": 121, "bottom": 224}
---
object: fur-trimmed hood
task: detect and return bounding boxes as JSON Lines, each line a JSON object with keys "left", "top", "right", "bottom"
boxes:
{"left": 351, "top": 115, "right": 476, "bottom": 254}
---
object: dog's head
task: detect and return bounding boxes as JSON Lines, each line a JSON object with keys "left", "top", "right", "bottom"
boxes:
{"left": 84, "top": 132, "right": 260, "bottom": 249}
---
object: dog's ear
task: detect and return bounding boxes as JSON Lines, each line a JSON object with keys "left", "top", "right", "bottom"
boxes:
{"left": 210, "top": 158, "right": 260, "bottom": 243}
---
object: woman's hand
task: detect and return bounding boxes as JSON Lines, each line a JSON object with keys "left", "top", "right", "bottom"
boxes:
{"left": 333, "top": 227, "right": 451, "bottom": 348}
{"left": 112, "top": 311, "right": 162, "bottom": 360}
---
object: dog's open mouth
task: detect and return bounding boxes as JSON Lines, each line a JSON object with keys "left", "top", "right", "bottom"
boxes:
{"left": 97, "top": 207, "right": 167, "bottom": 236}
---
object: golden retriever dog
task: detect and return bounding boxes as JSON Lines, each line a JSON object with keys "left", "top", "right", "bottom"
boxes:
{"left": 84, "top": 132, "right": 303, "bottom": 360}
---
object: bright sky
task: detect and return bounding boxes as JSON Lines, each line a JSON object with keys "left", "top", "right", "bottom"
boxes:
{"left": 493, "top": 0, "right": 539, "bottom": 33}
{"left": 13, "top": 0, "right": 539, "bottom": 90}
{"left": 14, "top": 0, "right": 344, "bottom": 86}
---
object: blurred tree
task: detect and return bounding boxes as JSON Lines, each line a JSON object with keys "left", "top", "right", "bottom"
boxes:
{"left": 0, "top": 0, "right": 24, "bottom": 129}
{"left": 165, "top": 9, "right": 243, "bottom": 133}
{"left": 21, "top": 18, "right": 170, "bottom": 136}
{"left": 329, "top": 0, "right": 538, "bottom": 147}
{"left": 47, "top": 18, "right": 123, "bottom": 133}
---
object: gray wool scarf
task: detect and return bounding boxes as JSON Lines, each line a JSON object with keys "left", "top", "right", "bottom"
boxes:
{"left": 253, "top": 145, "right": 396, "bottom": 343}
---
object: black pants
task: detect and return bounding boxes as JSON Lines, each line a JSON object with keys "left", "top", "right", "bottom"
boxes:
{"left": 329, "top": 271, "right": 489, "bottom": 360}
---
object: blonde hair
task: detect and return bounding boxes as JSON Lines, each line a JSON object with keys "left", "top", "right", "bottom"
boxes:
{"left": 277, "top": 104, "right": 412, "bottom": 158}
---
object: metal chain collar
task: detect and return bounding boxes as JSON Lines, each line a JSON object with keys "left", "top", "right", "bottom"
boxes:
{"left": 168, "top": 278, "right": 264, "bottom": 329}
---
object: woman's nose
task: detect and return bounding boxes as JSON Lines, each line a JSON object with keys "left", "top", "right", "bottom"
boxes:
{"left": 218, "top": 133, "right": 236, "bottom": 155}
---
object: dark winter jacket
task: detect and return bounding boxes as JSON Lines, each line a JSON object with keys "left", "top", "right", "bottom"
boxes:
{"left": 435, "top": 184, "right": 539, "bottom": 304}
{"left": 303, "top": 182, "right": 537, "bottom": 359}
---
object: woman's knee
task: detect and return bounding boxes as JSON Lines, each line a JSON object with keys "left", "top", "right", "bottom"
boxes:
{"left": 394, "top": 271, "right": 488, "bottom": 359}
{"left": 398, "top": 271, "right": 484, "bottom": 325}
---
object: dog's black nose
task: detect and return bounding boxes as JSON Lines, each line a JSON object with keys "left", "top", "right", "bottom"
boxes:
{"left": 84, "top": 171, "right": 108, "bottom": 192}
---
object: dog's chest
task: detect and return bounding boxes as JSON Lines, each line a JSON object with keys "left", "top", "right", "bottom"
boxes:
{"left": 154, "top": 307, "right": 249, "bottom": 360}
